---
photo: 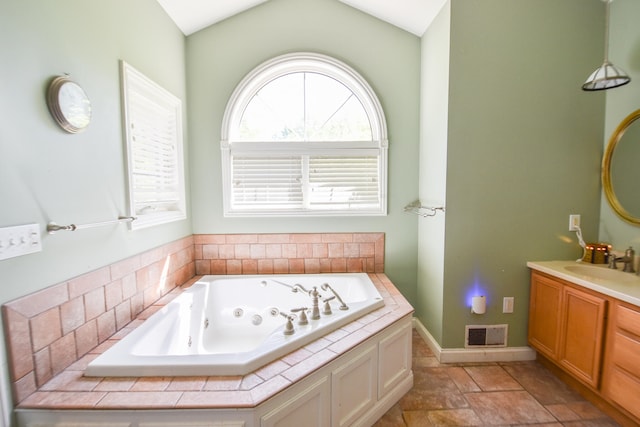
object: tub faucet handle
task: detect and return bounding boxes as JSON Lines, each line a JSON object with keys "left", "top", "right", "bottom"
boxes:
{"left": 323, "top": 296, "right": 335, "bottom": 315}
{"left": 291, "top": 307, "right": 309, "bottom": 325}
{"left": 280, "top": 312, "right": 296, "bottom": 335}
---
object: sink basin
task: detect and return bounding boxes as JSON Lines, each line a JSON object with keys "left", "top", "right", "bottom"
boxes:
{"left": 564, "top": 265, "right": 640, "bottom": 284}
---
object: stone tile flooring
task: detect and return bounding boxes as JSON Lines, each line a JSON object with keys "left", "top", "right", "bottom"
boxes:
{"left": 373, "top": 330, "right": 620, "bottom": 426}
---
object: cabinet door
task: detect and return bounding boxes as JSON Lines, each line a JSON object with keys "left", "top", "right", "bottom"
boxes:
{"left": 378, "top": 319, "right": 412, "bottom": 399}
{"left": 332, "top": 344, "right": 377, "bottom": 427}
{"left": 261, "top": 377, "right": 330, "bottom": 427}
{"left": 528, "top": 272, "right": 563, "bottom": 359}
{"left": 559, "top": 286, "right": 607, "bottom": 389}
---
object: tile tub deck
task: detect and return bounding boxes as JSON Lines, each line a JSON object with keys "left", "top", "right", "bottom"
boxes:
{"left": 16, "top": 273, "right": 413, "bottom": 411}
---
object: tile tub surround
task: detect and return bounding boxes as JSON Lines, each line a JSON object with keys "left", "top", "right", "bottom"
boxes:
{"left": 194, "top": 233, "right": 385, "bottom": 275}
{"left": 2, "top": 232, "right": 385, "bottom": 407}
{"left": 2, "top": 236, "right": 196, "bottom": 405}
{"left": 14, "top": 273, "right": 412, "bottom": 412}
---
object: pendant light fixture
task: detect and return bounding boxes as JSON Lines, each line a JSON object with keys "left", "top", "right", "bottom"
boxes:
{"left": 582, "top": 0, "right": 630, "bottom": 91}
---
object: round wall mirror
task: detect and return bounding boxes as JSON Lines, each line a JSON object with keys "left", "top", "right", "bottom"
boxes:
{"left": 602, "top": 109, "right": 640, "bottom": 225}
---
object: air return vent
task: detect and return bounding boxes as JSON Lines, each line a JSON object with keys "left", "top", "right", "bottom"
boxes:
{"left": 465, "top": 324, "right": 508, "bottom": 348}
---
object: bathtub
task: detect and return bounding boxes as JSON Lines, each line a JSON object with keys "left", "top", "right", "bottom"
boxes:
{"left": 85, "top": 273, "right": 385, "bottom": 377}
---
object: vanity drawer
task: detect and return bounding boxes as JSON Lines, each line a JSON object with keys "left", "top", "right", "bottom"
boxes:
{"left": 606, "top": 366, "right": 640, "bottom": 420}
{"left": 608, "top": 331, "right": 640, "bottom": 379}
{"left": 603, "top": 301, "right": 640, "bottom": 421}
{"left": 615, "top": 304, "right": 640, "bottom": 337}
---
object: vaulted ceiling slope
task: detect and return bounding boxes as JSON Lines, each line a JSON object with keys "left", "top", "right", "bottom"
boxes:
{"left": 155, "top": 0, "right": 445, "bottom": 37}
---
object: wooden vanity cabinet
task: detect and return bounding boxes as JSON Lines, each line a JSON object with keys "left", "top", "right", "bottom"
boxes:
{"left": 528, "top": 271, "right": 607, "bottom": 389}
{"left": 602, "top": 301, "right": 640, "bottom": 421}
{"left": 558, "top": 285, "right": 607, "bottom": 388}
{"left": 528, "top": 272, "right": 563, "bottom": 360}
{"left": 529, "top": 269, "right": 640, "bottom": 425}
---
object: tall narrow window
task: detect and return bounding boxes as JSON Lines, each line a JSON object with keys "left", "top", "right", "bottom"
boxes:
{"left": 221, "top": 53, "right": 388, "bottom": 217}
{"left": 121, "top": 61, "right": 186, "bottom": 229}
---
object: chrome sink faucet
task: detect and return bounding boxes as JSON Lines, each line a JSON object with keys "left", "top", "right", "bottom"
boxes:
{"left": 609, "top": 246, "right": 635, "bottom": 273}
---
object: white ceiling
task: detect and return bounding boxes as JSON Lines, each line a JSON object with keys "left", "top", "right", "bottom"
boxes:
{"left": 155, "top": 0, "right": 446, "bottom": 37}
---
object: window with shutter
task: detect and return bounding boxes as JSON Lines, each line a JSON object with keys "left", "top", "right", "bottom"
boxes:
{"left": 221, "top": 53, "right": 388, "bottom": 217}
{"left": 121, "top": 61, "right": 186, "bottom": 229}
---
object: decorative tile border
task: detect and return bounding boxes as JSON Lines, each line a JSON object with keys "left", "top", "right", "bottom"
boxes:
{"left": 194, "top": 233, "right": 384, "bottom": 275}
{"left": 2, "top": 232, "right": 385, "bottom": 405}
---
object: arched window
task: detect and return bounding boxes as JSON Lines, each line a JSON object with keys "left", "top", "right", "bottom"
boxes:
{"left": 221, "top": 52, "right": 388, "bottom": 216}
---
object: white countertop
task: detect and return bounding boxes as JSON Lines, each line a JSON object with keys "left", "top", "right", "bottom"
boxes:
{"left": 527, "top": 260, "right": 640, "bottom": 307}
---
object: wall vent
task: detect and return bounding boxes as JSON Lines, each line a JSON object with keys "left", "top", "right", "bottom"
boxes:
{"left": 465, "top": 324, "right": 508, "bottom": 348}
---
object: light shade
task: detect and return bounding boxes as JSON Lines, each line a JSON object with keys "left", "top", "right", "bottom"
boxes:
{"left": 582, "top": 61, "right": 631, "bottom": 91}
{"left": 582, "top": 0, "right": 630, "bottom": 91}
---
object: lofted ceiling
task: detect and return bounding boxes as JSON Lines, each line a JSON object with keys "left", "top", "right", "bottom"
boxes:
{"left": 155, "top": 0, "right": 446, "bottom": 37}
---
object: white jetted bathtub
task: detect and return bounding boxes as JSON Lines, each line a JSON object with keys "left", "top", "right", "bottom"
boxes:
{"left": 85, "top": 273, "right": 385, "bottom": 377}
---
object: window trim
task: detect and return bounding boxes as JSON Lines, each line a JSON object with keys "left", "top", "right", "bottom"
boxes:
{"left": 221, "top": 52, "right": 388, "bottom": 217}
{"left": 120, "top": 60, "right": 187, "bottom": 230}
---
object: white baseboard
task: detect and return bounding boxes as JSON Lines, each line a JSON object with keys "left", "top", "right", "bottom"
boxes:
{"left": 412, "top": 318, "right": 536, "bottom": 364}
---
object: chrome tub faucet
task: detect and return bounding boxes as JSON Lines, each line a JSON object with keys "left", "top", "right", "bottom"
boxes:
{"left": 292, "top": 284, "right": 322, "bottom": 319}
{"left": 321, "top": 283, "right": 349, "bottom": 310}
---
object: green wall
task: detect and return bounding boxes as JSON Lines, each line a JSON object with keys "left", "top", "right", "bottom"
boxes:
{"left": 418, "top": 0, "right": 606, "bottom": 348}
{"left": 0, "top": 0, "right": 190, "bottom": 304}
{"left": 417, "top": 2, "right": 450, "bottom": 345}
{"left": 185, "top": 0, "right": 421, "bottom": 301}
{"left": 598, "top": 0, "right": 640, "bottom": 249}
{"left": 0, "top": 2, "right": 188, "bottom": 424}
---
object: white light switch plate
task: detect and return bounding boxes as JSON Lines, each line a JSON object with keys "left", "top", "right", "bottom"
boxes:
{"left": 503, "top": 297, "right": 514, "bottom": 313}
{"left": 0, "top": 223, "right": 42, "bottom": 261}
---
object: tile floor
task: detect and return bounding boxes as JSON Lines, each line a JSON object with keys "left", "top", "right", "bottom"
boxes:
{"left": 373, "top": 330, "right": 620, "bottom": 426}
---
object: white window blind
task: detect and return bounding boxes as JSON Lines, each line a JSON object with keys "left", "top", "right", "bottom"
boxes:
{"left": 121, "top": 61, "right": 186, "bottom": 229}
{"left": 232, "top": 156, "right": 303, "bottom": 209}
{"left": 308, "top": 155, "right": 380, "bottom": 209}
{"left": 221, "top": 53, "right": 388, "bottom": 217}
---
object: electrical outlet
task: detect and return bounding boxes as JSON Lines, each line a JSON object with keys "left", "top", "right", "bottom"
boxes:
{"left": 503, "top": 297, "right": 514, "bottom": 313}
{"left": 569, "top": 214, "right": 581, "bottom": 231}
{"left": 0, "top": 223, "right": 42, "bottom": 261}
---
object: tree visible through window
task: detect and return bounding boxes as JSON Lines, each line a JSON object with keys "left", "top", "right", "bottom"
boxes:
{"left": 221, "top": 53, "right": 388, "bottom": 217}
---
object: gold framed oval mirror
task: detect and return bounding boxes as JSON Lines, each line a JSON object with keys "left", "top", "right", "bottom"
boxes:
{"left": 602, "top": 109, "right": 640, "bottom": 225}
